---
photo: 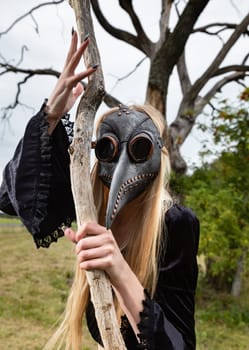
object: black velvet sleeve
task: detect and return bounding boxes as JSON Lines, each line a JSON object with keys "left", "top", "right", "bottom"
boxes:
{"left": 135, "top": 204, "right": 200, "bottom": 349}
{"left": 0, "top": 102, "right": 76, "bottom": 248}
{"left": 85, "top": 204, "right": 200, "bottom": 350}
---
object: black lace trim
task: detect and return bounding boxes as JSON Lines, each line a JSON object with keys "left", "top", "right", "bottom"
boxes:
{"left": 32, "top": 100, "right": 73, "bottom": 248}
{"left": 136, "top": 289, "right": 155, "bottom": 350}
{"left": 34, "top": 226, "right": 64, "bottom": 248}
{"left": 61, "top": 113, "right": 74, "bottom": 143}
{"left": 120, "top": 314, "right": 131, "bottom": 339}
{"left": 34, "top": 220, "right": 73, "bottom": 248}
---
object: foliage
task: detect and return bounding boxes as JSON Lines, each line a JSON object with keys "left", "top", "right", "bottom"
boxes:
{"left": 175, "top": 89, "right": 249, "bottom": 291}
{"left": 196, "top": 276, "right": 249, "bottom": 326}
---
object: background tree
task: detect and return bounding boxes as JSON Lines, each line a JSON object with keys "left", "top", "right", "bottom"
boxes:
{"left": 1, "top": 0, "right": 249, "bottom": 173}
{"left": 179, "top": 89, "right": 249, "bottom": 296}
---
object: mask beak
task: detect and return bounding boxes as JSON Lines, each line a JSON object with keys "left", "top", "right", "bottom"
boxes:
{"left": 105, "top": 148, "right": 157, "bottom": 229}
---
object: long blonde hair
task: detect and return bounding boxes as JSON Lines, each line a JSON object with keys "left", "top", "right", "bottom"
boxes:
{"left": 44, "top": 104, "right": 172, "bottom": 350}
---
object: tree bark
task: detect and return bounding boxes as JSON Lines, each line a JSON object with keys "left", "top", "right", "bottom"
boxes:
{"left": 169, "top": 12, "right": 249, "bottom": 173}
{"left": 231, "top": 249, "right": 247, "bottom": 297}
{"left": 91, "top": 0, "right": 154, "bottom": 56}
{"left": 69, "top": 0, "right": 126, "bottom": 348}
{"left": 145, "top": 0, "right": 210, "bottom": 171}
{"left": 146, "top": 0, "right": 210, "bottom": 111}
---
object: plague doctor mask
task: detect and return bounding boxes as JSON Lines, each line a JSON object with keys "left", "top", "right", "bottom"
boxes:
{"left": 92, "top": 106, "right": 164, "bottom": 229}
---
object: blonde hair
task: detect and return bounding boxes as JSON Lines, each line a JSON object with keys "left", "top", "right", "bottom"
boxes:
{"left": 44, "top": 104, "right": 172, "bottom": 350}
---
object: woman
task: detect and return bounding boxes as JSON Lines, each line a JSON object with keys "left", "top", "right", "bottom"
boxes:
{"left": 0, "top": 31, "right": 199, "bottom": 350}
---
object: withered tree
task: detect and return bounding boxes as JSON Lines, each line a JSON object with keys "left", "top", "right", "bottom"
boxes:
{"left": 1, "top": 0, "right": 249, "bottom": 173}
{"left": 1, "top": 0, "right": 249, "bottom": 347}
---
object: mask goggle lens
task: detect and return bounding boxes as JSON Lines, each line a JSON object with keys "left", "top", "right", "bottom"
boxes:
{"left": 94, "top": 133, "right": 153, "bottom": 163}
{"left": 128, "top": 133, "right": 153, "bottom": 163}
{"left": 94, "top": 136, "right": 118, "bottom": 162}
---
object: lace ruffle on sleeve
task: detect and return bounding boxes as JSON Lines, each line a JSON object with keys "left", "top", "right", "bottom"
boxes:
{"left": 0, "top": 101, "right": 76, "bottom": 248}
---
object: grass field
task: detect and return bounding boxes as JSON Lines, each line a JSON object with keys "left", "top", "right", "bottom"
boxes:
{"left": 0, "top": 219, "right": 249, "bottom": 349}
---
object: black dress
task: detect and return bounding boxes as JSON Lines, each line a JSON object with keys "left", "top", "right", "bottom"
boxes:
{"left": 0, "top": 104, "right": 200, "bottom": 350}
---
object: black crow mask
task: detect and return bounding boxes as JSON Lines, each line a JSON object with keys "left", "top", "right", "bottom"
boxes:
{"left": 93, "top": 106, "right": 163, "bottom": 229}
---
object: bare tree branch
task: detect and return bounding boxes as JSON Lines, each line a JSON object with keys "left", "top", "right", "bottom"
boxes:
{"left": 0, "top": 58, "right": 58, "bottom": 119}
{"left": 193, "top": 22, "right": 249, "bottom": 36}
{"left": 146, "top": 0, "right": 210, "bottom": 114}
{"left": 109, "top": 56, "right": 147, "bottom": 92}
{"left": 0, "top": 60, "right": 121, "bottom": 118}
{"left": 156, "top": 0, "right": 173, "bottom": 52}
{"left": 159, "top": 0, "right": 210, "bottom": 72}
{"left": 68, "top": 0, "right": 126, "bottom": 348}
{"left": 200, "top": 71, "right": 247, "bottom": 110}
{"left": 169, "top": 10, "right": 249, "bottom": 173}
{"left": 0, "top": 63, "right": 60, "bottom": 78}
{"left": 180, "top": 72, "right": 248, "bottom": 128}
{"left": 118, "top": 0, "right": 154, "bottom": 56}
{"left": 119, "top": 0, "right": 145, "bottom": 35}
{"left": 242, "top": 53, "right": 249, "bottom": 64}
{"left": 9, "top": 75, "right": 31, "bottom": 109}
{"left": 177, "top": 50, "right": 192, "bottom": 95}
{"left": 30, "top": 13, "right": 40, "bottom": 34}
{"left": 174, "top": 0, "right": 181, "bottom": 18}
{"left": 0, "top": 53, "right": 7, "bottom": 64}
{"left": 211, "top": 64, "right": 249, "bottom": 77}
{"left": 187, "top": 12, "right": 249, "bottom": 102}
{"left": 175, "top": 14, "right": 249, "bottom": 137}
{"left": 169, "top": 69, "right": 248, "bottom": 173}
{"left": 1, "top": 75, "right": 35, "bottom": 120}
{"left": 170, "top": 71, "right": 248, "bottom": 173}
{"left": 15, "top": 46, "right": 29, "bottom": 67}
{"left": 2, "top": 0, "right": 249, "bottom": 177}
{"left": 103, "top": 92, "right": 122, "bottom": 108}
{"left": 0, "top": 61, "right": 60, "bottom": 120}
{"left": 80, "top": 80, "right": 122, "bottom": 107}
{"left": 90, "top": 0, "right": 153, "bottom": 56}
{"left": 0, "top": 0, "right": 65, "bottom": 37}
{"left": 205, "top": 101, "right": 218, "bottom": 119}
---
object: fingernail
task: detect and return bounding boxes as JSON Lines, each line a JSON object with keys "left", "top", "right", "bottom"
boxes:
{"left": 71, "top": 26, "right": 75, "bottom": 36}
{"left": 84, "top": 33, "right": 90, "bottom": 41}
{"left": 92, "top": 64, "right": 99, "bottom": 69}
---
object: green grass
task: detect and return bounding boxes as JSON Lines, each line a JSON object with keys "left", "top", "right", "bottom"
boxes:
{"left": 0, "top": 220, "right": 96, "bottom": 350}
{"left": 195, "top": 281, "right": 249, "bottom": 350}
{"left": 0, "top": 215, "right": 23, "bottom": 224}
{"left": 0, "top": 218, "right": 249, "bottom": 349}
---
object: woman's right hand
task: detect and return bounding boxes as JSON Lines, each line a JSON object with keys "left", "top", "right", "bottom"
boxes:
{"left": 46, "top": 30, "right": 98, "bottom": 133}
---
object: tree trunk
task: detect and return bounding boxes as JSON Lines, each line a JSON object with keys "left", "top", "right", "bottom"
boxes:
{"left": 231, "top": 250, "right": 247, "bottom": 297}
{"left": 146, "top": 82, "right": 171, "bottom": 151}
{"left": 145, "top": 0, "right": 210, "bottom": 173}
{"left": 69, "top": 0, "right": 126, "bottom": 348}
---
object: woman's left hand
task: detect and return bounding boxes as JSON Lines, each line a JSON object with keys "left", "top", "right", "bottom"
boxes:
{"left": 65, "top": 222, "right": 128, "bottom": 288}
{"left": 66, "top": 222, "right": 146, "bottom": 334}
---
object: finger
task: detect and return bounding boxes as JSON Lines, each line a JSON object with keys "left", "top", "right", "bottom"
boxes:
{"left": 75, "top": 232, "right": 112, "bottom": 254}
{"left": 66, "top": 37, "right": 90, "bottom": 73}
{"left": 63, "top": 30, "right": 78, "bottom": 69}
{"left": 76, "top": 222, "right": 108, "bottom": 242}
{"left": 72, "top": 82, "right": 84, "bottom": 99}
{"left": 79, "top": 256, "right": 113, "bottom": 271}
{"left": 64, "top": 228, "right": 77, "bottom": 243}
{"left": 65, "top": 66, "right": 98, "bottom": 90}
{"left": 77, "top": 244, "right": 114, "bottom": 264}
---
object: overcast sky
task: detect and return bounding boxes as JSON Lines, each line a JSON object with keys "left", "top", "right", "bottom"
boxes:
{"left": 1, "top": 0, "right": 249, "bottom": 182}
